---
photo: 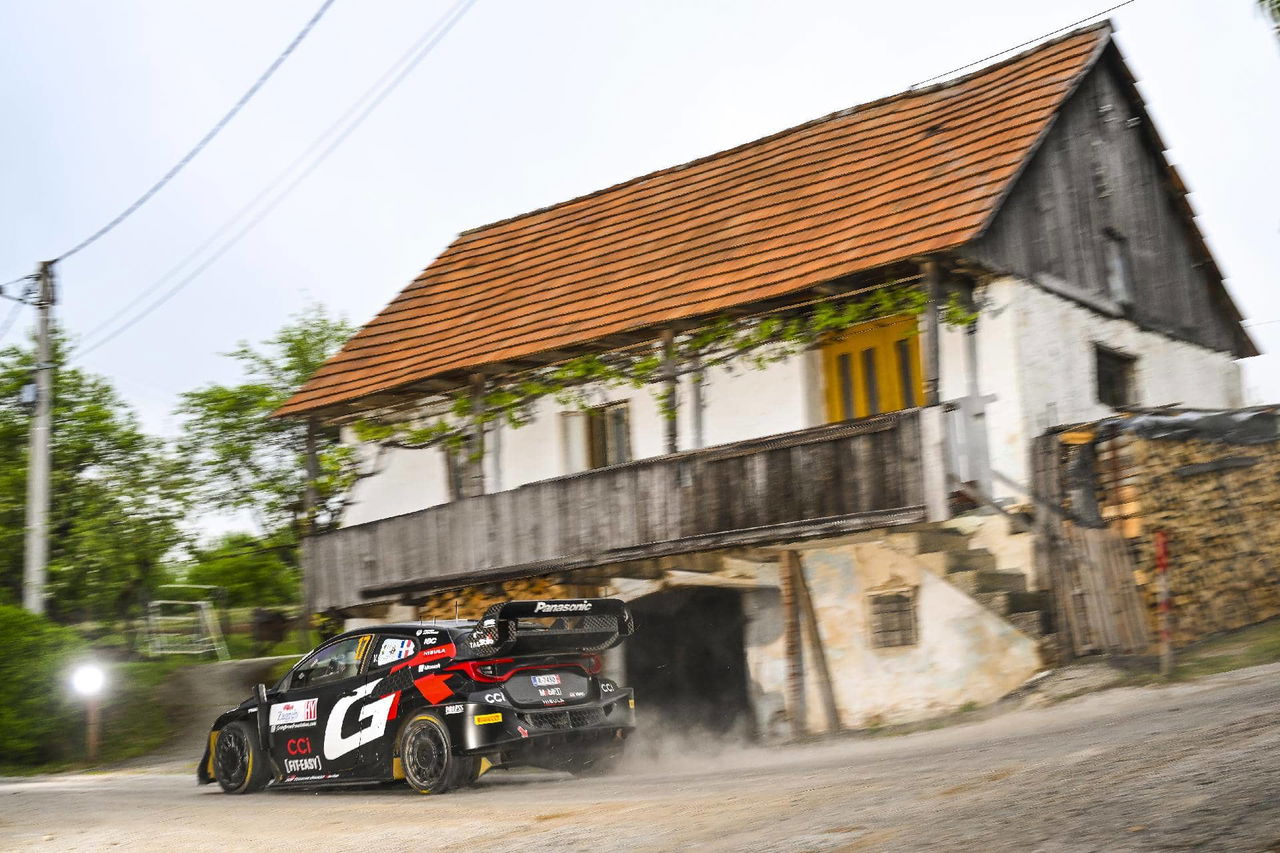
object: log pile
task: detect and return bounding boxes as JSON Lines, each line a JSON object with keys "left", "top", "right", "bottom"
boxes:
{"left": 1117, "top": 436, "right": 1280, "bottom": 647}
{"left": 416, "top": 575, "right": 603, "bottom": 621}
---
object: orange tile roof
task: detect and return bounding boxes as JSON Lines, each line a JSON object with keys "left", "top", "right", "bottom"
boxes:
{"left": 279, "top": 24, "right": 1110, "bottom": 417}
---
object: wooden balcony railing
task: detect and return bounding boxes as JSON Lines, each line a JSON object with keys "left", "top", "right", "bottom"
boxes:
{"left": 305, "top": 409, "right": 927, "bottom": 612}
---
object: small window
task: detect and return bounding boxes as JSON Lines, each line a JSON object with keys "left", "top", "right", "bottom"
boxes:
{"left": 371, "top": 636, "right": 417, "bottom": 669}
{"left": 1103, "top": 229, "right": 1133, "bottom": 308}
{"left": 861, "top": 348, "right": 880, "bottom": 415}
{"left": 895, "top": 338, "right": 917, "bottom": 408}
{"left": 290, "top": 635, "right": 369, "bottom": 689}
{"left": 585, "top": 402, "right": 632, "bottom": 469}
{"left": 869, "top": 590, "right": 917, "bottom": 648}
{"left": 1095, "top": 345, "right": 1137, "bottom": 410}
{"left": 837, "top": 353, "right": 855, "bottom": 420}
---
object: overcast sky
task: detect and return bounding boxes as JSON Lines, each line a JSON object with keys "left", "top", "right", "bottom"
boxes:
{"left": 2, "top": 0, "right": 1277, "bottom": 436}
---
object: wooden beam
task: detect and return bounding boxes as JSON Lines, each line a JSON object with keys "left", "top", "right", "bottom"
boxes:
{"left": 780, "top": 550, "right": 806, "bottom": 738}
{"left": 790, "top": 552, "right": 841, "bottom": 734}
{"left": 465, "top": 373, "right": 485, "bottom": 498}
{"left": 661, "top": 328, "right": 678, "bottom": 454}
{"left": 921, "top": 258, "right": 943, "bottom": 407}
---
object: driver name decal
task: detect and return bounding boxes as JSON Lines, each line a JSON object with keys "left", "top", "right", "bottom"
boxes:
{"left": 269, "top": 698, "right": 318, "bottom": 731}
{"left": 323, "top": 679, "right": 396, "bottom": 761}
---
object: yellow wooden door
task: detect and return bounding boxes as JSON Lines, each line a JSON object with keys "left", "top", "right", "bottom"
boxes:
{"left": 821, "top": 314, "right": 923, "bottom": 422}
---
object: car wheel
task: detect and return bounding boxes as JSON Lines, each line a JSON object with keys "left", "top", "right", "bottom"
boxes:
{"left": 399, "top": 713, "right": 456, "bottom": 795}
{"left": 214, "top": 721, "right": 270, "bottom": 794}
{"left": 450, "top": 755, "right": 483, "bottom": 788}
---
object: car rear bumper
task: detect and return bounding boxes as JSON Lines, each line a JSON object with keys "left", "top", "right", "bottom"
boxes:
{"left": 456, "top": 688, "right": 635, "bottom": 753}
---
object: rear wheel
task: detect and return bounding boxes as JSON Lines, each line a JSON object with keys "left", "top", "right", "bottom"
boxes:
{"left": 214, "top": 721, "right": 270, "bottom": 794}
{"left": 399, "top": 713, "right": 457, "bottom": 795}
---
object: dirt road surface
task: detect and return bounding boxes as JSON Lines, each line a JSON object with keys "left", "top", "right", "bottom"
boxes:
{"left": 3, "top": 663, "right": 1277, "bottom": 852}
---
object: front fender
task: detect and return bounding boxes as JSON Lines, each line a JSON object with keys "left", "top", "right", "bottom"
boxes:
{"left": 196, "top": 702, "right": 256, "bottom": 785}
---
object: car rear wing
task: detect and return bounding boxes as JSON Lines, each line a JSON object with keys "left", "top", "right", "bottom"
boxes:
{"left": 461, "top": 599, "right": 635, "bottom": 658}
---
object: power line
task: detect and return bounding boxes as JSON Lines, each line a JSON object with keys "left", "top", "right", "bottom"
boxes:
{"left": 74, "top": 0, "right": 477, "bottom": 359}
{"left": 911, "top": 0, "right": 1139, "bottom": 89}
{"left": 0, "top": 299, "right": 25, "bottom": 345}
{"left": 55, "top": 0, "right": 339, "bottom": 262}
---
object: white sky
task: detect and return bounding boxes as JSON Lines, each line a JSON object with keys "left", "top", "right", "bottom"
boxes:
{"left": 2, "top": 0, "right": 1278, "bottom": 437}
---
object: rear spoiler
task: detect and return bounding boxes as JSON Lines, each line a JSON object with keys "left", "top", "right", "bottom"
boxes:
{"left": 461, "top": 599, "right": 635, "bottom": 657}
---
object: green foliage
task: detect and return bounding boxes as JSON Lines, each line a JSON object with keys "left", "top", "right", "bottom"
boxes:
{"left": 357, "top": 282, "right": 956, "bottom": 452}
{"left": 0, "top": 336, "right": 188, "bottom": 621}
{"left": 0, "top": 605, "right": 86, "bottom": 764}
{"left": 175, "top": 304, "right": 355, "bottom": 536}
{"left": 185, "top": 533, "right": 298, "bottom": 607}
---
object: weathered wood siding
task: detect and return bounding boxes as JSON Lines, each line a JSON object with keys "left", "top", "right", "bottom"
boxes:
{"left": 305, "top": 411, "right": 926, "bottom": 611}
{"left": 968, "top": 51, "right": 1246, "bottom": 356}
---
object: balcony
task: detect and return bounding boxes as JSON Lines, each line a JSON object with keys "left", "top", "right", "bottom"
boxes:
{"left": 304, "top": 409, "right": 928, "bottom": 612}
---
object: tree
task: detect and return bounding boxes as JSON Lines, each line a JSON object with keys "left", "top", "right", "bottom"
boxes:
{"left": 175, "top": 305, "right": 355, "bottom": 541}
{"left": 1261, "top": 0, "right": 1280, "bottom": 37}
{"left": 185, "top": 533, "right": 298, "bottom": 607}
{"left": 0, "top": 335, "right": 188, "bottom": 622}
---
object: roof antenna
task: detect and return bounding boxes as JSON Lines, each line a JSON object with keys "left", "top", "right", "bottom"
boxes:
{"left": 454, "top": 599, "right": 460, "bottom": 621}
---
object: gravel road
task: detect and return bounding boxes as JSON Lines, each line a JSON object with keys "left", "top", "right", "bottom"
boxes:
{"left": 3, "top": 663, "right": 1277, "bottom": 852}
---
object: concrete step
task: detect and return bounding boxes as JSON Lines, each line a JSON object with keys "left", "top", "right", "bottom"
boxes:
{"left": 1007, "top": 610, "right": 1048, "bottom": 638}
{"left": 943, "top": 549, "right": 997, "bottom": 574}
{"left": 974, "top": 590, "right": 1048, "bottom": 616}
{"left": 884, "top": 527, "right": 972, "bottom": 556}
{"left": 947, "top": 569, "right": 1028, "bottom": 596}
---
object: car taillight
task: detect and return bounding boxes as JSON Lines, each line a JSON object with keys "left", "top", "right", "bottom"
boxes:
{"left": 452, "top": 659, "right": 514, "bottom": 683}
{"left": 584, "top": 654, "right": 602, "bottom": 674}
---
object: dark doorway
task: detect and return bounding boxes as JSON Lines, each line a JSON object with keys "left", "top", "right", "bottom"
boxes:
{"left": 624, "top": 586, "right": 754, "bottom": 743}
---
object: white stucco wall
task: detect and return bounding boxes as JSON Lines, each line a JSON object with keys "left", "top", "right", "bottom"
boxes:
{"left": 938, "top": 277, "right": 1243, "bottom": 501}
{"left": 341, "top": 276, "right": 1242, "bottom": 524}
{"left": 743, "top": 540, "right": 1042, "bottom": 735}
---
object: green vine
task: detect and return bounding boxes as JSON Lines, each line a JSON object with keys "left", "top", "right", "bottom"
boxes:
{"left": 354, "top": 281, "right": 973, "bottom": 454}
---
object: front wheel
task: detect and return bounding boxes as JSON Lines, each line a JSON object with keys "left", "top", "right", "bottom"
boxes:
{"left": 214, "top": 721, "right": 270, "bottom": 794}
{"left": 399, "top": 713, "right": 457, "bottom": 795}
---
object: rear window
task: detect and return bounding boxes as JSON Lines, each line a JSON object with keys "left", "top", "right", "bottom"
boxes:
{"left": 372, "top": 636, "right": 416, "bottom": 668}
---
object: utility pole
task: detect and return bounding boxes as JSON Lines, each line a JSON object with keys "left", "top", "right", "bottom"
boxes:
{"left": 23, "top": 260, "right": 56, "bottom": 615}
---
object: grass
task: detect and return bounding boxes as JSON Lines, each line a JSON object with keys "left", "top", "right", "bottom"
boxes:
{"left": 0, "top": 656, "right": 193, "bottom": 777}
{"left": 1149, "top": 617, "right": 1280, "bottom": 682}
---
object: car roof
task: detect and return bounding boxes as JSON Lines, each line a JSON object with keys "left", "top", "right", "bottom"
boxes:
{"left": 330, "top": 620, "right": 474, "bottom": 643}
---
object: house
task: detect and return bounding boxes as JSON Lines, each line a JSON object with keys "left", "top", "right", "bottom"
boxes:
{"left": 277, "top": 22, "right": 1256, "bottom": 736}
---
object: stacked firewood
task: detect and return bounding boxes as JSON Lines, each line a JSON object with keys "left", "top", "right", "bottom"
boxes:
{"left": 1123, "top": 436, "right": 1280, "bottom": 646}
{"left": 416, "top": 575, "right": 603, "bottom": 621}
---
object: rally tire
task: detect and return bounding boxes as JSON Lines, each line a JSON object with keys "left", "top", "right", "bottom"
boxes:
{"left": 399, "top": 713, "right": 457, "bottom": 795}
{"left": 450, "top": 755, "right": 482, "bottom": 789}
{"left": 214, "top": 721, "right": 270, "bottom": 794}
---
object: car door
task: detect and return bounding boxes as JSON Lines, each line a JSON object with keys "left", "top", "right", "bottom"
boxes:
{"left": 268, "top": 633, "right": 375, "bottom": 781}
{"left": 352, "top": 633, "right": 422, "bottom": 776}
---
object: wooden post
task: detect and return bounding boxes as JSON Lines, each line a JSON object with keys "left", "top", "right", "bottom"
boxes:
{"left": 300, "top": 419, "right": 321, "bottom": 650}
{"left": 660, "top": 328, "right": 678, "bottom": 454}
{"left": 779, "top": 550, "right": 806, "bottom": 738}
{"left": 963, "top": 318, "right": 994, "bottom": 497}
{"left": 1155, "top": 529, "right": 1173, "bottom": 677}
{"left": 689, "top": 352, "right": 705, "bottom": 450}
{"left": 921, "top": 258, "right": 943, "bottom": 407}
{"left": 789, "top": 552, "right": 841, "bottom": 734}
{"left": 86, "top": 696, "right": 100, "bottom": 763}
{"left": 466, "top": 373, "right": 486, "bottom": 498}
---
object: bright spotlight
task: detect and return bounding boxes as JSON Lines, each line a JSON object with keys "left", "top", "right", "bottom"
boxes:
{"left": 71, "top": 663, "right": 106, "bottom": 697}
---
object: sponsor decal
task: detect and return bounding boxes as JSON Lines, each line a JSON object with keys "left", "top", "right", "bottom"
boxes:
{"left": 323, "top": 679, "right": 396, "bottom": 761}
{"left": 534, "top": 600, "right": 592, "bottom": 614}
{"left": 415, "top": 662, "right": 443, "bottom": 673}
{"left": 444, "top": 704, "right": 464, "bottom": 715}
{"left": 286, "top": 737, "right": 312, "bottom": 755}
{"left": 469, "top": 633, "right": 496, "bottom": 647}
{"left": 482, "top": 691, "right": 506, "bottom": 704}
{"left": 355, "top": 634, "right": 372, "bottom": 661}
{"left": 269, "top": 698, "right": 318, "bottom": 730}
{"left": 601, "top": 681, "right": 616, "bottom": 693}
{"left": 538, "top": 687, "right": 563, "bottom": 697}
{"left": 421, "top": 634, "right": 438, "bottom": 646}
{"left": 530, "top": 674, "right": 562, "bottom": 687}
{"left": 284, "top": 755, "right": 322, "bottom": 774}
{"left": 375, "top": 638, "right": 416, "bottom": 667}
{"left": 473, "top": 713, "right": 503, "bottom": 725}
{"left": 517, "top": 725, "right": 529, "bottom": 739}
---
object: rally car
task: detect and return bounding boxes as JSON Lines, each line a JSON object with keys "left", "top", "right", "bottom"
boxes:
{"left": 197, "top": 598, "right": 635, "bottom": 794}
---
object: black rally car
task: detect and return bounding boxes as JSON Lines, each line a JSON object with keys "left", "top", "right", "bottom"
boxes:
{"left": 198, "top": 599, "right": 635, "bottom": 795}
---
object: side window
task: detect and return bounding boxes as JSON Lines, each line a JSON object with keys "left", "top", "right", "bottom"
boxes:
{"left": 371, "top": 635, "right": 417, "bottom": 669}
{"left": 290, "top": 635, "right": 369, "bottom": 690}
{"left": 868, "top": 587, "right": 918, "bottom": 649}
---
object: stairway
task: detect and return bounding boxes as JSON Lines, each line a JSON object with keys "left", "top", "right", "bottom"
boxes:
{"left": 884, "top": 523, "right": 1052, "bottom": 652}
